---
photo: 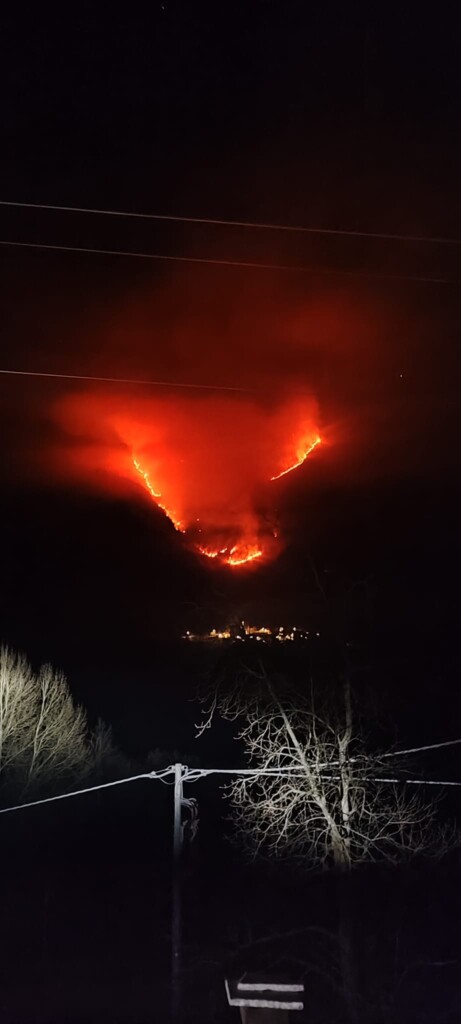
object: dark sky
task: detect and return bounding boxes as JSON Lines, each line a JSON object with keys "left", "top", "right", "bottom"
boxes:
{"left": 2, "top": 4, "right": 461, "bottom": 227}
{"left": 0, "top": 4, "right": 460, "bottom": 727}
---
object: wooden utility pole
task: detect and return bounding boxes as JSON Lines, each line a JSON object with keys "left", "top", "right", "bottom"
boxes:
{"left": 171, "top": 762, "right": 183, "bottom": 1022}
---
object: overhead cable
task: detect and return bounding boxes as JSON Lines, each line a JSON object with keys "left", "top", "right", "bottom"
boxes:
{"left": 0, "top": 198, "right": 459, "bottom": 246}
{"left": 0, "top": 368, "right": 249, "bottom": 393}
{"left": 0, "top": 769, "right": 173, "bottom": 816}
{"left": 0, "top": 238, "right": 450, "bottom": 284}
{"left": 383, "top": 737, "right": 461, "bottom": 758}
{"left": 1, "top": 761, "right": 461, "bottom": 817}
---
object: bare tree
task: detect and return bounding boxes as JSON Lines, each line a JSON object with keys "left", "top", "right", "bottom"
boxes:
{"left": 198, "top": 664, "right": 456, "bottom": 1022}
{"left": 0, "top": 646, "right": 97, "bottom": 795}
{"left": 198, "top": 664, "right": 447, "bottom": 870}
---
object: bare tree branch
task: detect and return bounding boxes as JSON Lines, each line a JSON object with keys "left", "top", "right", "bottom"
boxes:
{"left": 0, "top": 646, "right": 111, "bottom": 797}
{"left": 198, "top": 663, "right": 456, "bottom": 870}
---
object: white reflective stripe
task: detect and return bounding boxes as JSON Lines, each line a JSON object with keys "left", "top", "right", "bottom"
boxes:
{"left": 237, "top": 982, "right": 304, "bottom": 992}
{"left": 230, "top": 998, "right": 303, "bottom": 1009}
{"left": 225, "top": 978, "right": 304, "bottom": 1009}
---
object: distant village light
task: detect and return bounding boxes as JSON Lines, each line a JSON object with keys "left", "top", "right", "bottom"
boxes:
{"left": 182, "top": 624, "right": 315, "bottom": 644}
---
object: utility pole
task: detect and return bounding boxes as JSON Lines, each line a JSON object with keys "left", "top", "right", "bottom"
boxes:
{"left": 171, "top": 762, "right": 183, "bottom": 1022}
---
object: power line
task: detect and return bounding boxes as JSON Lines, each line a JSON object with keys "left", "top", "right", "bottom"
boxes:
{"left": 0, "top": 238, "right": 451, "bottom": 284}
{"left": 183, "top": 738, "right": 461, "bottom": 779}
{"left": 1, "top": 761, "right": 460, "bottom": 817}
{"left": 378, "top": 778, "right": 461, "bottom": 786}
{"left": 0, "top": 736, "right": 456, "bottom": 817}
{"left": 181, "top": 768, "right": 461, "bottom": 787}
{"left": 0, "top": 198, "right": 460, "bottom": 246}
{"left": 0, "top": 368, "right": 249, "bottom": 393}
{"left": 0, "top": 768, "right": 172, "bottom": 816}
{"left": 383, "top": 737, "right": 461, "bottom": 759}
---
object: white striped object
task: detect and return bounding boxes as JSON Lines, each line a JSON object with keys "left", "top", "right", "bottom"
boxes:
{"left": 225, "top": 977, "right": 304, "bottom": 1010}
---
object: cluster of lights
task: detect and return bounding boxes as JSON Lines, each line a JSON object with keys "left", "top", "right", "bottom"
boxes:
{"left": 182, "top": 624, "right": 320, "bottom": 643}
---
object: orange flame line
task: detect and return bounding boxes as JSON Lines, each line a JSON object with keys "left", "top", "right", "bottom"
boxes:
{"left": 133, "top": 458, "right": 161, "bottom": 498}
{"left": 198, "top": 544, "right": 263, "bottom": 566}
{"left": 198, "top": 546, "right": 220, "bottom": 559}
{"left": 132, "top": 457, "right": 184, "bottom": 532}
{"left": 270, "top": 435, "right": 321, "bottom": 481}
{"left": 226, "top": 545, "right": 264, "bottom": 566}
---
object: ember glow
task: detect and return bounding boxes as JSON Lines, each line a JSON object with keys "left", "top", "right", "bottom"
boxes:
{"left": 51, "top": 392, "right": 323, "bottom": 569}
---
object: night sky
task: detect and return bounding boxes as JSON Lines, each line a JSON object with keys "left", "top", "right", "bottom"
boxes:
{"left": 1, "top": 4, "right": 460, "bottom": 742}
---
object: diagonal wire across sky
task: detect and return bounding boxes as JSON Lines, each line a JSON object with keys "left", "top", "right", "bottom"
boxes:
{"left": 1, "top": 735, "right": 461, "bottom": 817}
{"left": 1, "top": 199, "right": 461, "bottom": 246}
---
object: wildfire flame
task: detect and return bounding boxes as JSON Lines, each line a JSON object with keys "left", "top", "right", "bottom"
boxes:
{"left": 270, "top": 435, "right": 322, "bottom": 481}
{"left": 53, "top": 392, "right": 323, "bottom": 570}
{"left": 131, "top": 427, "right": 322, "bottom": 567}
{"left": 132, "top": 457, "right": 184, "bottom": 532}
{"left": 132, "top": 458, "right": 161, "bottom": 499}
{"left": 198, "top": 546, "right": 229, "bottom": 559}
{"left": 226, "top": 544, "right": 263, "bottom": 566}
{"left": 132, "top": 456, "right": 265, "bottom": 566}
{"left": 198, "top": 543, "right": 263, "bottom": 566}
{"left": 132, "top": 438, "right": 321, "bottom": 566}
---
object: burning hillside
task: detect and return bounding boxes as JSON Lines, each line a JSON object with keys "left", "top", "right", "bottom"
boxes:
{"left": 51, "top": 392, "right": 323, "bottom": 567}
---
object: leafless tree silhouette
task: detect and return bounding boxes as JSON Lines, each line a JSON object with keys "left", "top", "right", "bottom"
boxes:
{"left": 198, "top": 662, "right": 459, "bottom": 1022}
{"left": 0, "top": 646, "right": 102, "bottom": 794}
{"left": 199, "top": 664, "right": 451, "bottom": 869}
